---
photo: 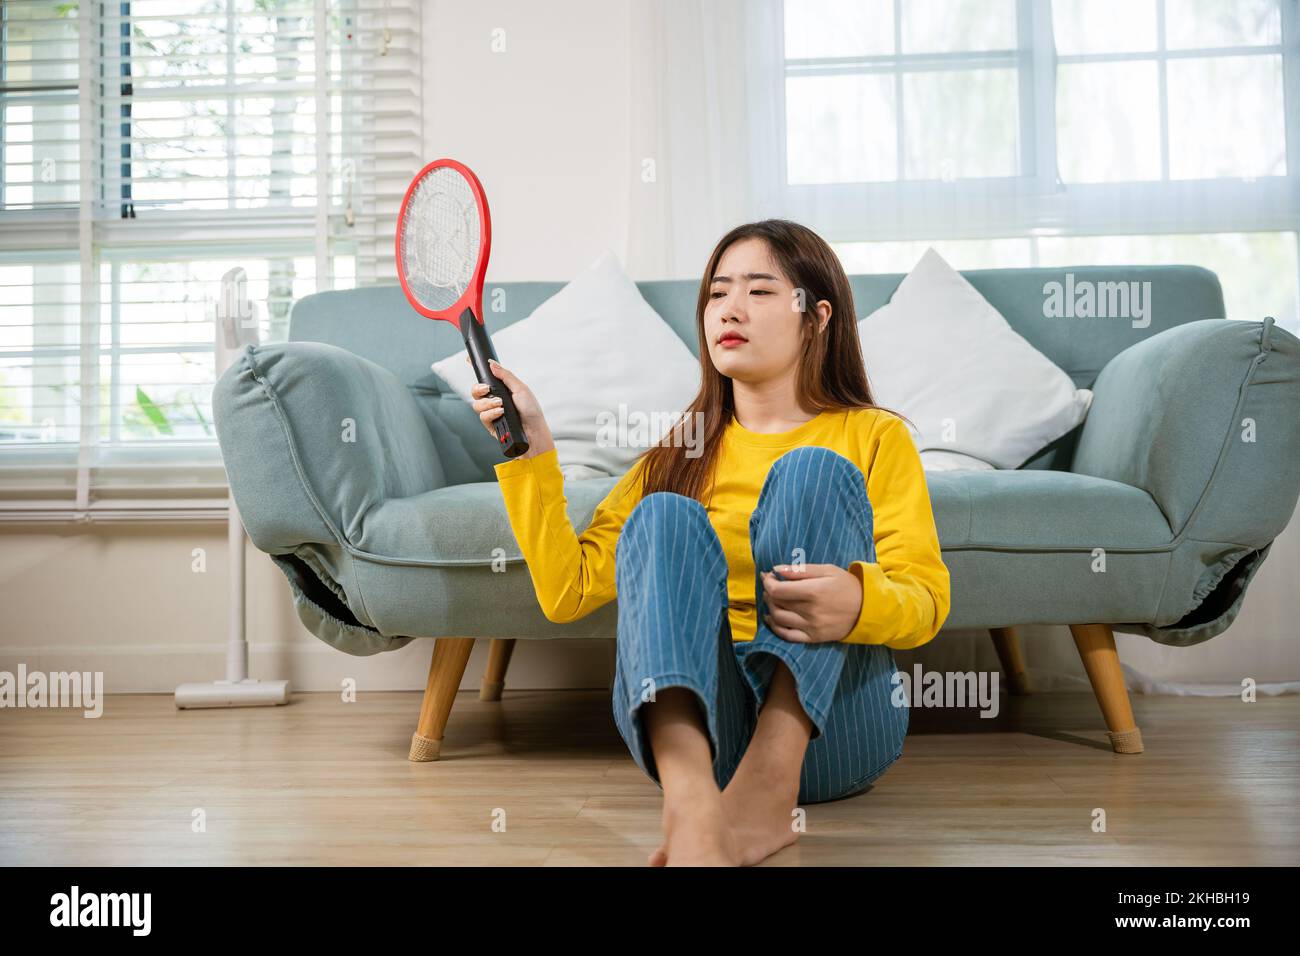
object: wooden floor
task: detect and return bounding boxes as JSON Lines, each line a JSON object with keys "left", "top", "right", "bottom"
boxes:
{"left": 2, "top": 689, "right": 1298, "bottom": 865}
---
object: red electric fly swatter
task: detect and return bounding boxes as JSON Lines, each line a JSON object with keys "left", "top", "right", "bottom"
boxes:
{"left": 396, "top": 158, "right": 528, "bottom": 458}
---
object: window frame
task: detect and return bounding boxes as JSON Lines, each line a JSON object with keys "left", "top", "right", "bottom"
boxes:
{"left": 748, "top": 0, "right": 1300, "bottom": 243}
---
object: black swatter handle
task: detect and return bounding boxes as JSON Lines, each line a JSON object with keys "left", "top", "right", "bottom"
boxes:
{"left": 460, "top": 307, "right": 529, "bottom": 459}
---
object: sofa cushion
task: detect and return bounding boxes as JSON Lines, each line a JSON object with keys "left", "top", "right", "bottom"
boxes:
{"left": 350, "top": 468, "right": 1170, "bottom": 565}
{"left": 926, "top": 469, "right": 1171, "bottom": 550}
{"left": 300, "top": 468, "right": 1177, "bottom": 649}
{"left": 354, "top": 474, "right": 620, "bottom": 566}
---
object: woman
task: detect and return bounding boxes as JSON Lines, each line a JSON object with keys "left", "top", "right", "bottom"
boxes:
{"left": 472, "top": 220, "right": 951, "bottom": 866}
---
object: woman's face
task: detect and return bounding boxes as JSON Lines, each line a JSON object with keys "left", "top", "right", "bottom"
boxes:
{"left": 704, "top": 237, "right": 809, "bottom": 383}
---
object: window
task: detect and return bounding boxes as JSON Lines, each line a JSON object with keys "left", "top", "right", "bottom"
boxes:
{"left": 781, "top": 0, "right": 1022, "bottom": 185}
{"left": 748, "top": 0, "right": 1300, "bottom": 332}
{"left": 1053, "top": 0, "right": 1285, "bottom": 183}
{"left": 0, "top": 0, "right": 421, "bottom": 518}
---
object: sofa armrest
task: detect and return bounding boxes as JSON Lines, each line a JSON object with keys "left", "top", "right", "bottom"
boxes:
{"left": 1071, "top": 317, "right": 1300, "bottom": 545}
{"left": 213, "top": 341, "right": 448, "bottom": 555}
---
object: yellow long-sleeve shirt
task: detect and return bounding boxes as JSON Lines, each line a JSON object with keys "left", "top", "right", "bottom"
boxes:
{"left": 492, "top": 407, "right": 951, "bottom": 650}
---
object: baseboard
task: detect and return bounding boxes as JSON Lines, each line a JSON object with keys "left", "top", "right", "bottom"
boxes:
{"left": 0, "top": 637, "right": 617, "bottom": 695}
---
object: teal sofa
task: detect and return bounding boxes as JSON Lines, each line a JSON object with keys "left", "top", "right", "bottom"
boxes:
{"left": 212, "top": 266, "right": 1300, "bottom": 760}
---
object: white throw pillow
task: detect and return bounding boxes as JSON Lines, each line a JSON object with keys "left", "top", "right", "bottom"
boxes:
{"left": 858, "top": 248, "right": 1092, "bottom": 469}
{"left": 431, "top": 249, "right": 700, "bottom": 481}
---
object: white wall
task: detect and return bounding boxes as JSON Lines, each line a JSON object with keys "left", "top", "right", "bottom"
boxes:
{"left": 422, "top": 0, "right": 632, "bottom": 280}
{"left": 0, "top": 523, "right": 606, "bottom": 694}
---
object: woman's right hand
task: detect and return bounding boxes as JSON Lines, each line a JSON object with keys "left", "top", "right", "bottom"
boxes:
{"left": 468, "top": 356, "right": 556, "bottom": 459}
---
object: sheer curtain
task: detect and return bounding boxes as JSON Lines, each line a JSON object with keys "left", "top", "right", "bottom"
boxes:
{"left": 625, "top": 0, "right": 1300, "bottom": 689}
{"left": 627, "top": 0, "right": 752, "bottom": 281}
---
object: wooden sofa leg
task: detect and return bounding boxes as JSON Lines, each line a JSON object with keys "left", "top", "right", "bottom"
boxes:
{"left": 409, "top": 637, "right": 476, "bottom": 762}
{"left": 989, "top": 626, "right": 1032, "bottom": 695}
{"left": 1068, "top": 623, "right": 1144, "bottom": 754}
{"left": 479, "top": 638, "right": 516, "bottom": 701}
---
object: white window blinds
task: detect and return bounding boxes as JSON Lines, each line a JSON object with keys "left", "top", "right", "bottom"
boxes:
{"left": 0, "top": 0, "right": 422, "bottom": 520}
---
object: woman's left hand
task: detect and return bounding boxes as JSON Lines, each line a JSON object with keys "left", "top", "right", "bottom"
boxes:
{"left": 760, "top": 565, "right": 862, "bottom": 644}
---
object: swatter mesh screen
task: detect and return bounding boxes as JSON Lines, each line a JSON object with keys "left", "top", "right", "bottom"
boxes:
{"left": 398, "top": 166, "right": 480, "bottom": 312}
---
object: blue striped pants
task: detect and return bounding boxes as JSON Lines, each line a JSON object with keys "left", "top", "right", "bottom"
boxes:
{"left": 611, "top": 445, "right": 909, "bottom": 804}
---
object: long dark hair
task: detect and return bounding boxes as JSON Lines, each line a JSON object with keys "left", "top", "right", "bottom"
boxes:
{"left": 632, "top": 219, "right": 914, "bottom": 504}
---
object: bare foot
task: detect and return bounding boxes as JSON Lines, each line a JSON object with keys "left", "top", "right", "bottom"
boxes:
{"left": 650, "top": 764, "right": 800, "bottom": 867}
{"left": 650, "top": 780, "right": 742, "bottom": 866}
